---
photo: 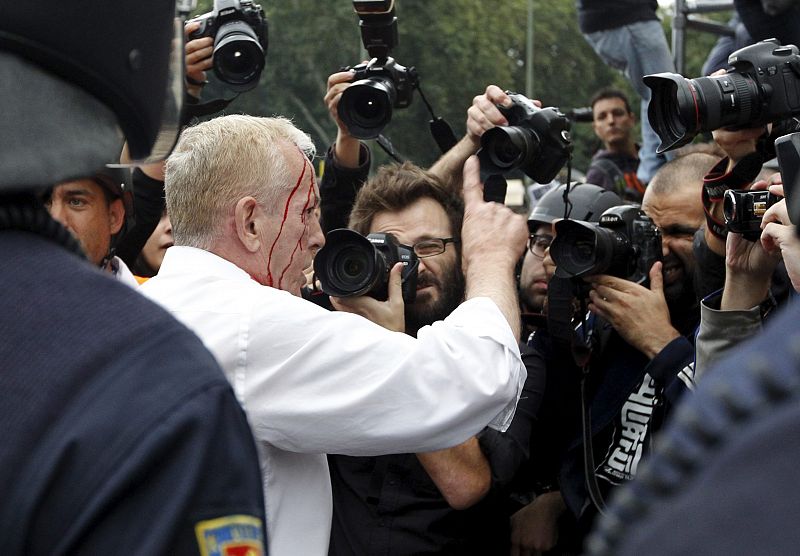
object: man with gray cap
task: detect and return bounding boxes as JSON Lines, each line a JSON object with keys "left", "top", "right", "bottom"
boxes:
{"left": 519, "top": 183, "right": 623, "bottom": 338}
{"left": 0, "top": 2, "right": 267, "bottom": 553}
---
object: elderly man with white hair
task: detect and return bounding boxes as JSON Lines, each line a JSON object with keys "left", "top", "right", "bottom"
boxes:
{"left": 141, "top": 114, "right": 530, "bottom": 555}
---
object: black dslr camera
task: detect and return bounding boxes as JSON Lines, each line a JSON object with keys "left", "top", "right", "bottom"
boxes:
{"left": 550, "top": 205, "right": 662, "bottom": 284}
{"left": 644, "top": 39, "right": 800, "bottom": 153}
{"left": 477, "top": 92, "right": 572, "bottom": 184}
{"left": 314, "top": 228, "right": 419, "bottom": 303}
{"left": 188, "top": 0, "right": 268, "bottom": 92}
{"left": 723, "top": 189, "right": 781, "bottom": 240}
{"left": 339, "top": 0, "right": 418, "bottom": 139}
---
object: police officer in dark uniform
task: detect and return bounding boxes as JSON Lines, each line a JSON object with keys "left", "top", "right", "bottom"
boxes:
{"left": 0, "top": 2, "right": 267, "bottom": 554}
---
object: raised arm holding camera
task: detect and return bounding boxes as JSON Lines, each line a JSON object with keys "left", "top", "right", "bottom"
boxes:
{"left": 428, "top": 85, "right": 514, "bottom": 187}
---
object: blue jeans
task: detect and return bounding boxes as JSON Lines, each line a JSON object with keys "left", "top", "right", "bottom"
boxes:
{"left": 584, "top": 20, "right": 676, "bottom": 184}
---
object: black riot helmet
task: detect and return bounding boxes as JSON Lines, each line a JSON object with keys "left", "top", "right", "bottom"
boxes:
{"left": 93, "top": 167, "right": 136, "bottom": 234}
{"left": 0, "top": 0, "right": 185, "bottom": 193}
{"left": 528, "top": 182, "right": 623, "bottom": 231}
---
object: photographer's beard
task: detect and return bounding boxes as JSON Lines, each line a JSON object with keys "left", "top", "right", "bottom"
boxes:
{"left": 404, "top": 258, "right": 466, "bottom": 338}
{"left": 662, "top": 251, "right": 699, "bottom": 331}
{"left": 662, "top": 251, "right": 691, "bottom": 301}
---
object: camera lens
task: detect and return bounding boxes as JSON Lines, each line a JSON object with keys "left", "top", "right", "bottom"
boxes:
{"left": 723, "top": 190, "right": 739, "bottom": 225}
{"left": 492, "top": 134, "right": 523, "bottom": 166}
{"left": 550, "top": 221, "right": 599, "bottom": 277}
{"left": 551, "top": 220, "right": 631, "bottom": 278}
{"left": 339, "top": 78, "right": 396, "bottom": 139}
{"left": 333, "top": 246, "right": 372, "bottom": 284}
{"left": 213, "top": 20, "right": 265, "bottom": 92}
{"left": 314, "top": 229, "right": 387, "bottom": 297}
{"left": 645, "top": 72, "right": 760, "bottom": 153}
{"left": 482, "top": 126, "right": 539, "bottom": 170}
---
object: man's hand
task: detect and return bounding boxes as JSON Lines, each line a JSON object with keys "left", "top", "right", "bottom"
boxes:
{"left": 712, "top": 125, "right": 766, "bottom": 169}
{"left": 761, "top": 187, "right": 800, "bottom": 292}
{"left": 461, "top": 156, "right": 528, "bottom": 269}
{"left": 331, "top": 263, "right": 405, "bottom": 332}
{"left": 465, "top": 85, "right": 513, "bottom": 147}
{"left": 184, "top": 21, "right": 214, "bottom": 99}
{"left": 324, "top": 69, "right": 362, "bottom": 168}
{"left": 460, "top": 155, "right": 528, "bottom": 339}
{"left": 588, "top": 262, "right": 680, "bottom": 359}
{"left": 509, "top": 492, "right": 566, "bottom": 556}
{"left": 720, "top": 221, "right": 780, "bottom": 310}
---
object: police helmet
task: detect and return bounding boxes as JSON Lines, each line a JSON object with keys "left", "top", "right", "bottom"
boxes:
{"left": 1, "top": 0, "right": 185, "bottom": 193}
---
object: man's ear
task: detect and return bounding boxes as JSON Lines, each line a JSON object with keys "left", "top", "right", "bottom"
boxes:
{"left": 234, "top": 196, "right": 261, "bottom": 253}
{"left": 108, "top": 198, "right": 125, "bottom": 235}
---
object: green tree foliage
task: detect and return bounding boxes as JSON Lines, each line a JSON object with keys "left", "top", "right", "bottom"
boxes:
{"left": 188, "top": 0, "right": 725, "bottom": 174}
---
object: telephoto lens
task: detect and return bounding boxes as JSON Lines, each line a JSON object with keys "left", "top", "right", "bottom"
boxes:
{"left": 644, "top": 71, "right": 759, "bottom": 152}
{"left": 644, "top": 40, "right": 800, "bottom": 153}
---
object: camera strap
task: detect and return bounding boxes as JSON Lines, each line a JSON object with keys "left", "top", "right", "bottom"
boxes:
{"left": 702, "top": 152, "right": 764, "bottom": 239}
{"left": 581, "top": 363, "right": 608, "bottom": 516}
{"left": 181, "top": 92, "right": 238, "bottom": 126}
{"left": 415, "top": 83, "right": 458, "bottom": 154}
{"left": 374, "top": 134, "right": 405, "bottom": 163}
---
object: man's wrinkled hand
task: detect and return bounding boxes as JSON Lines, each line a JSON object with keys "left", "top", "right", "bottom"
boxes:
{"left": 460, "top": 156, "right": 528, "bottom": 271}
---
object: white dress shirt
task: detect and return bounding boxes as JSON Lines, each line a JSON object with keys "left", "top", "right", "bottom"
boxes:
{"left": 141, "top": 246, "right": 525, "bottom": 556}
{"left": 110, "top": 255, "right": 139, "bottom": 288}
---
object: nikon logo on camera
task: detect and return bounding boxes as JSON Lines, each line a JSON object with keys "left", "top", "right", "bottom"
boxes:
{"left": 599, "top": 214, "right": 622, "bottom": 225}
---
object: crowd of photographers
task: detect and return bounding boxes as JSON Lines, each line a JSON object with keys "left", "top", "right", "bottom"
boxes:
{"left": 4, "top": 0, "right": 800, "bottom": 555}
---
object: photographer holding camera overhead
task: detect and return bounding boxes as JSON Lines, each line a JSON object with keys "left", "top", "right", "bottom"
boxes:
{"left": 641, "top": 40, "right": 800, "bottom": 380}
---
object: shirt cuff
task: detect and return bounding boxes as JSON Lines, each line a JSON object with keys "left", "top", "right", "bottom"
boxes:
{"left": 446, "top": 297, "right": 526, "bottom": 432}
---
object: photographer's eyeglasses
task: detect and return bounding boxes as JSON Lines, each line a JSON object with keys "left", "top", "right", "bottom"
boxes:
{"left": 409, "top": 237, "right": 459, "bottom": 259}
{"left": 528, "top": 234, "right": 553, "bottom": 258}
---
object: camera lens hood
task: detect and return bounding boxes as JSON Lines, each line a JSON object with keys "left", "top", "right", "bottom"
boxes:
{"left": 481, "top": 126, "right": 538, "bottom": 171}
{"left": 644, "top": 73, "right": 702, "bottom": 153}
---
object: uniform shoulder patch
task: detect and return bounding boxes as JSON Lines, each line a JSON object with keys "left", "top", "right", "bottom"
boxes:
{"left": 194, "top": 515, "right": 265, "bottom": 556}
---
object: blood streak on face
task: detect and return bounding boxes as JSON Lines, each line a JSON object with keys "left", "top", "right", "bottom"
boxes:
{"left": 277, "top": 165, "right": 316, "bottom": 289}
{"left": 267, "top": 149, "right": 314, "bottom": 289}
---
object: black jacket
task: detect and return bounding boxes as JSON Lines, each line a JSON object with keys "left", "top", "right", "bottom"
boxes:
{"left": 576, "top": 0, "right": 658, "bottom": 34}
{"left": 0, "top": 231, "right": 267, "bottom": 555}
